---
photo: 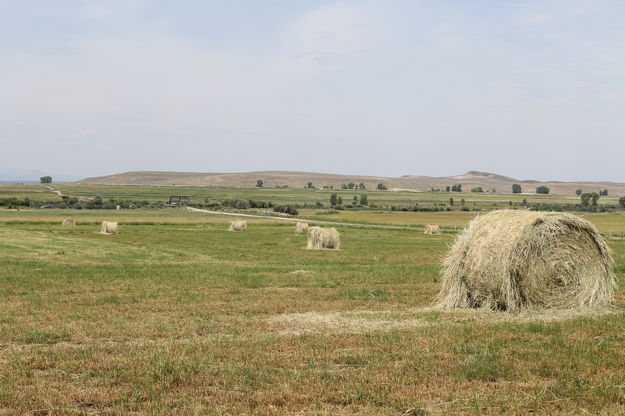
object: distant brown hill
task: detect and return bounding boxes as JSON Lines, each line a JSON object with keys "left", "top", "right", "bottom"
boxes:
{"left": 79, "top": 170, "right": 625, "bottom": 196}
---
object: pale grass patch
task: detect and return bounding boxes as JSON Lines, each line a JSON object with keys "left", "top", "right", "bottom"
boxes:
{"left": 269, "top": 307, "right": 621, "bottom": 335}
{"left": 289, "top": 269, "right": 314, "bottom": 275}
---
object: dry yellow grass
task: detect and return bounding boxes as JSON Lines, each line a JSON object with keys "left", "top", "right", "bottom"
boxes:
{"left": 424, "top": 224, "right": 441, "bottom": 234}
{"left": 295, "top": 222, "right": 309, "bottom": 232}
{"left": 306, "top": 226, "right": 340, "bottom": 249}
{"left": 436, "top": 210, "right": 616, "bottom": 311}
{"left": 228, "top": 220, "right": 247, "bottom": 231}
{"left": 61, "top": 218, "right": 75, "bottom": 227}
{"left": 100, "top": 221, "right": 119, "bottom": 234}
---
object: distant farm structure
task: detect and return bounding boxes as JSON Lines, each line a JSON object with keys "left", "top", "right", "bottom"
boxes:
{"left": 168, "top": 196, "right": 190, "bottom": 206}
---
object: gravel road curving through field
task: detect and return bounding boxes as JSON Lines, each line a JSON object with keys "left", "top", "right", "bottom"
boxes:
{"left": 186, "top": 206, "right": 425, "bottom": 231}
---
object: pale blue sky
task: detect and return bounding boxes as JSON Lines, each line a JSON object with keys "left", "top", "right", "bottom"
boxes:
{"left": 2, "top": 1, "right": 625, "bottom": 181}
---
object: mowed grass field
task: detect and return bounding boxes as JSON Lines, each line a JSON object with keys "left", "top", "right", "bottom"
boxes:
{"left": 1, "top": 209, "right": 625, "bottom": 415}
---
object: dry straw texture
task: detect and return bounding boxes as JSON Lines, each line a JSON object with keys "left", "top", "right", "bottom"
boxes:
{"left": 100, "top": 221, "right": 119, "bottom": 234}
{"left": 435, "top": 210, "right": 615, "bottom": 312}
{"left": 307, "top": 227, "right": 340, "bottom": 250}
{"left": 295, "top": 222, "right": 309, "bottom": 233}
{"left": 424, "top": 224, "right": 441, "bottom": 235}
{"left": 229, "top": 220, "right": 247, "bottom": 231}
{"left": 61, "top": 218, "right": 76, "bottom": 227}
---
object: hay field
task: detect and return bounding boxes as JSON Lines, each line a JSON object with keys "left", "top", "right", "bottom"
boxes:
{"left": 3, "top": 183, "right": 616, "bottom": 210}
{"left": 1, "top": 210, "right": 625, "bottom": 414}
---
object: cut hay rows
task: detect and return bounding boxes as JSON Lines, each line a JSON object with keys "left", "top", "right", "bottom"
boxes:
{"left": 229, "top": 220, "right": 247, "bottom": 231}
{"left": 307, "top": 226, "right": 340, "bottom": 250}
{"left": 424, "top": 224, "right": 441, "bottom": 235}
{"left": 61, "top": 218, "right": 75, "bottom": 227}
{"left": 295, "top": 222, "right": 309, "bottom": 233}
{"left": 435, "top": 210, "right": 616, "bottom": 312}
{"left": 100, "top": 221, "right": 119, "bottom": 234}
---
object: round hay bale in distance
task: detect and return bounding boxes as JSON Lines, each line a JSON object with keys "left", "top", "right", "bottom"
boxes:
{"left": 424, "top": 224, "right": 441, "bottom": 235}
{"left": 435, "top": 210, "right": 615, "bottom": 312}
{"left": 62, "top": 218, "right": 76, "bottom": 227}
{"left": 307, "top": 226, "right": 340, "bottom": 250}
{"left": 295, "top": 222, "right": 309, "bottom": 233}
{"left": 229, "top": 220, "right": 247, "bottom": 231}
{"left": 100, "top": 221, "right": 119, "bottom": 234}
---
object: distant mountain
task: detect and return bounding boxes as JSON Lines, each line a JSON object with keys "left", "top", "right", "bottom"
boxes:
{"left": 79, "top": 170, "right": 625, "bottom": 196}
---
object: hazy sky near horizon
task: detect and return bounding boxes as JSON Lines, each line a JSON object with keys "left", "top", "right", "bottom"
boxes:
{"left": 2, "top": 0, "right": 625, "bottom": 181}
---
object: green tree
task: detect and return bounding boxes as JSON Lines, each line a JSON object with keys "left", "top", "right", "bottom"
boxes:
{"left": 619, "top": 197, "right": 625, "bottom": 208}
{"left": 376, "top": 183, "right": 387, "bottom": 190}
{"left": 449, "top": 198, "right": 454, "bottom": 206}
{"left": 306, "top": 182, "right": 314, "bottom": 189}
{"left": 337, "top": 196, "right": 343, "bottom": 205}
{"left": 256, "top": 179, "right": 263, "bottom": 187}
{"left": 445, "top": 186, "right": 451, "bottom": 192}
{"left": 460, "top": 198, "right": 465, "bottom": 206}
{"left": 360, "top": 194, "right": 368, "bottom": 205}
{"left": 330, "top": 193, "right": 338, "bottom": 206}
{"left": 40, "top": 176, "right": 52, "bottom": 184}
{"left": 358, "top": 183, "right": 366, "bottom": 190}
{"left": 471, "top": 187, "right": 483, "bottom": 193}
{"left": 352, "top": 195, "right": 358, "bottom": 205}
{"left": 575, "top": 189, "right": 582, "bottom": 196}
{"left": 581, "top": 192, "right": 599, "bottom": 208}
{"left": 451, "top": 184, "right": 462, "bottom": 192}
{"left": 512, "top": 184, "right": 522, "bottom": 193}
{"left": 600, "top": 189, "right": 608, "bottom": 196}
{"left": 536, "top": 186, "right": 550, "bottom": 194}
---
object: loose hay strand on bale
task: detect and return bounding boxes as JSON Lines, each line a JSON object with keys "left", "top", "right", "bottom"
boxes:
{"left": 295, "top": 222, "right": 309, "bottom": 233}
{"left": 424, "top": 224, "right": 441, "bottom": 235}
{"left": 62, "top": 218, "right": 75, "bottom": 227}
{"left": 100, "top": 221, "right": 119, "bottom": 234}
{"left": 307, "top": 226, "right": 340, "bottom": 250}
{"left": 229, "top": 220, "right": 247, "bottom": 231}
{"left": 435, "top": 210, "right": 615, "bottom": 312}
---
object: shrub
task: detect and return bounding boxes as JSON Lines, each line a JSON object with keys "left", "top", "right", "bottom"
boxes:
{"left": 471, "top": 187, "right": 483, "bottom": 193}
{"left": 273, "top": 205, "right": 299, "bottom": 215}
{"left": 330, "top": 193, "right": 338, "bottom": 206}
{"left": 222, "top": 199, "right": 249, "bottom": 209}
{"left": 581, "top": 192, "right": 599, "bottom": 208}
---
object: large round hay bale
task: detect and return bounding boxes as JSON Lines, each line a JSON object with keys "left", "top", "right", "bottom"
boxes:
{"left": 435, "top": 210, "right": 615, "bottom": 311}
{"left": 229, "top": 220, "right": 247, "bottom": 231}
{"left": 62, "top": 218, "right": 76, "bottom": 227}
{"left": 424, "top": 224, "right": 441, "bottom": 235}
{"left": 307, "top": 226, "right": 340, "bottom": 250}
{"left": 100, "top": 221, "right": 119, "bottom": 234}
{"left": 295, "top": 222, "right": 309, "bottom": 233}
